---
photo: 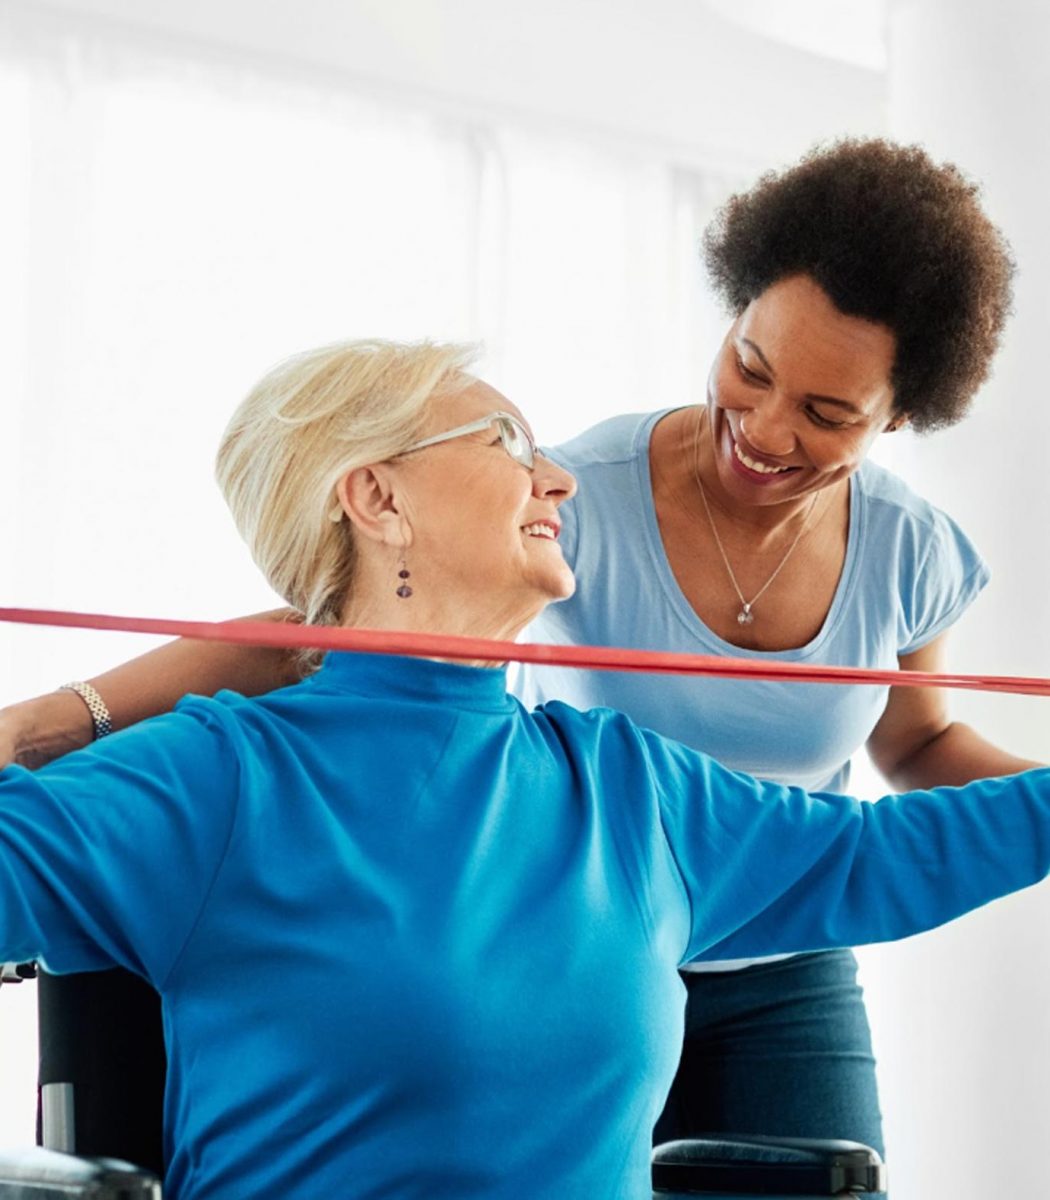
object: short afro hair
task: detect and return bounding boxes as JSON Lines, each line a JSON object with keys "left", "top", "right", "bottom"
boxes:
{"left": 702, "top": 139, "right": 1015, "bottom": 432}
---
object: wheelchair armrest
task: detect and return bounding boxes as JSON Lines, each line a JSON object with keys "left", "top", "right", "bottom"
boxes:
{"left": 0, "top": 963, "right": 36, "bottom": 984}
{"left": 0, "top": 1145, "right": 160, "bottom": 1198}
{"left": 652, "top": 1135, "right": 886, "bottom": 1195}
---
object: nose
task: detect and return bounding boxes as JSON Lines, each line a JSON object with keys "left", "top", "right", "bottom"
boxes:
{"left": 739, "top": 398, "right": 796, "bottom": 458}
{"left": 532, "top": 453, "right": 577, "bottom": 504}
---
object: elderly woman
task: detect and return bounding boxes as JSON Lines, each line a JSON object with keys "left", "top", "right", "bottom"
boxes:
{"left": 2, "top": 338, "right": 1050, "bottom": 1200}
{"left": 1, "top": 141, "right": 1044, "bottom": 1160}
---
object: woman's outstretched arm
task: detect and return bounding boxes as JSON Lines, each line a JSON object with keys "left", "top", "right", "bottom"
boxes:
{"left": 650, "top": 724, "right": 1050, "bottom": 965}
{"left": 0, "top": 609, "right": 300, "bottom": 769}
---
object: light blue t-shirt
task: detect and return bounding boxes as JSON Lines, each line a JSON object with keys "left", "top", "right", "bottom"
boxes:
{"left": 517, "top": 409, "right": 990, "bottom": 966}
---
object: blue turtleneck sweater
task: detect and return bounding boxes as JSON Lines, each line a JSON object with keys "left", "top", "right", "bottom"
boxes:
{"left": 1, "top": 651, "right": 1048, "bottom": 1199}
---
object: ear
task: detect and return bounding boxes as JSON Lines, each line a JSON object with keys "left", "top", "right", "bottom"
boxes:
{"left": 333, "top": 465, "right": 412, "bottom": 548}
{"left": 884, "top": 413, "right": 910, "bottom": 433}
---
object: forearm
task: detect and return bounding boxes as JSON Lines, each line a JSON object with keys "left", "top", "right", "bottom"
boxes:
{"left": 0, "top": 691, "right": 95, "bottom": 769}
{"left": 1, "top": 608, "right": 300, "bottom": 768}
{"left": 879, "top": 721, "right": 1044, "bottom": 791}
{"left": 90, "top": 608, "right": 302, "bottom": 726}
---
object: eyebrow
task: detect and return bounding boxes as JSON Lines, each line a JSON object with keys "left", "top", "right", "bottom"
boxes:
{"left": 737, "top": 337, "right": 863, "bottom": 415}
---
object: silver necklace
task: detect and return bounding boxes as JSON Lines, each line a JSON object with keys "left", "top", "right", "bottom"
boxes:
{"left": 691, "top": 407, "right": 820, "bottom": 626}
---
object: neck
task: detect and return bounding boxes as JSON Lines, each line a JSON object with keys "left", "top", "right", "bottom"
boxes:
{"left": 340, "top": 583, "right": 538, "bottom": 667}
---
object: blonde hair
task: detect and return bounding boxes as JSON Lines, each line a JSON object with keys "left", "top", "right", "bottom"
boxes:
{"left": 216, "top": 338, "right": 477, "bottom": 633}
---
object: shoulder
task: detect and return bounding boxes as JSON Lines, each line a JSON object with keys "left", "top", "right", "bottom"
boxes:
{"left": 532, "top": 698, "right": 700, "bottom": 777}
{"left": 855, "top": 459, "right": 986, "bottom": 570}
{"left": 539, "top": 410, "right": 672, "bottom": 571}
{"left": 173, "top": 689, "right": 264, "bottom": 741}
{"left": 529, "top": 698, "right": 643, "bottom": 759}
{"left": 63, "top": 691, "right": 264, "bottom": 787}
{"left": 856, "top": 458, "right": 950, "bottom": 529}
{"left": 545, "top": 409, "right": 673, "bottom": 473}
{"left": 854, "top": 460, "right": 990, "bottom": 652}
{"left": 167, "top": 684, "right": 313, "bottom": 763}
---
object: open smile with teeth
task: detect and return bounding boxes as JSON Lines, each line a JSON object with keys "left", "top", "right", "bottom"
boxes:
{"left": 733, "top": 438, "right": 794, "bottom": 475}
{"left": 522, "top": 522, "right": 558, "bottom": 540}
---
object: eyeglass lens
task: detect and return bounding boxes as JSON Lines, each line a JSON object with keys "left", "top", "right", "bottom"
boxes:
{"left": 497, "top": 417, "right": 535, "bottom": 469}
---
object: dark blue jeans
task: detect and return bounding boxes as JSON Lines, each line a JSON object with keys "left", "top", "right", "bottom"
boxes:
{"left": 654, "top": 950, "right": 884, "bottom": 1159}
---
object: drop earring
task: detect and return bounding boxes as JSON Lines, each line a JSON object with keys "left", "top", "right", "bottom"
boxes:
{"left": 395, "top": 557, "right": 413, "bottom": 599}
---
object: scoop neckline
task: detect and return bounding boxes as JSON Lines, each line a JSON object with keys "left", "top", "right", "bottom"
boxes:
{"left": 634, "top": 407, "right": 865, "bottom": 662}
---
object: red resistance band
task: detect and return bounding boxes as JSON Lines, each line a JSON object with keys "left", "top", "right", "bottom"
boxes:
{"left": 1, "top": 606, "right": 1048, "bottom": 698}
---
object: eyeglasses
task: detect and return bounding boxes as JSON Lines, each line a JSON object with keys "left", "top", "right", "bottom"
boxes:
{"left": 397, "top": 411, "right": 536, "bottom": 471}
{"left": 327, "top": 410, "right": 539, "bottom": 523}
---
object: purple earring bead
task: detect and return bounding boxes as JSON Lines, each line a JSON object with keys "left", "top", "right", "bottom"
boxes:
{"left": 396, "top": 566, "right": 412, "bottom": 599}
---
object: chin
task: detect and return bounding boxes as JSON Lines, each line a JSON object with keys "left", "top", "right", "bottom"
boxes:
{"left": 518, "top": 576, "right": 576, "bottom": 623}
{"left": 546, "top": 564, "right": 577, "bottom": 602}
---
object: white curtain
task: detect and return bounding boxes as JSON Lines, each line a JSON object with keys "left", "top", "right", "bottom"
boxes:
{"left": 0, "top": 6, "right": 741, "bottom": 1140}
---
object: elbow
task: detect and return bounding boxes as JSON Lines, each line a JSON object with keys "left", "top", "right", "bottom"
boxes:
{"left": 868, "top": 723, "right": 956, "bottom": 793}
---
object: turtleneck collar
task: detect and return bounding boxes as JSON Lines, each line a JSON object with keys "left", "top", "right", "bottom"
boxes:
{"left": 308, "top": 651, "right": 514, "bottom": 712}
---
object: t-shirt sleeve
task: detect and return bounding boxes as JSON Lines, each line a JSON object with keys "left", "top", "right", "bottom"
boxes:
{"left": 897, "top": 506, "right": 990, "bottom": 655}
{"left": 644, "top": 727, "right": 1050, "bottom": 964}
{"left": 0, "top": 699, "right": 240, "bottom": 986}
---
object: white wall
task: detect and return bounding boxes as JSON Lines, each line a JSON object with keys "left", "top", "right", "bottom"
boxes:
{"left": 28, "top": 0, "right": 885, "bottom": 168}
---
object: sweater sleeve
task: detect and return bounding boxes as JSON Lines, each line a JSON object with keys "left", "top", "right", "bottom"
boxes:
{"left": 0, "top": 700, "right": 240, "bottom": 986}
{"left": 645, "top": 728, "right": 1050, "bottom": 964}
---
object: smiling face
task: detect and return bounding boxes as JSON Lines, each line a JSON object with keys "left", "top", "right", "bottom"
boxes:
{"left": 393, "top": 380, "right": 577, "bottom": 622}
{"left": 705, "top": 274, "right": 901, "bottom": 509}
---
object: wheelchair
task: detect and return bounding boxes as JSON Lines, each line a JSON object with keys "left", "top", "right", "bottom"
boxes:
{"left": 0, "top": 966, "right": 887, "bottom": 1198}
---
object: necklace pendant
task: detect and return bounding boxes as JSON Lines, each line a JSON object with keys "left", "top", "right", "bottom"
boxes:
{"left": 737, "top": 604, "right": 754, "bottom": 626}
